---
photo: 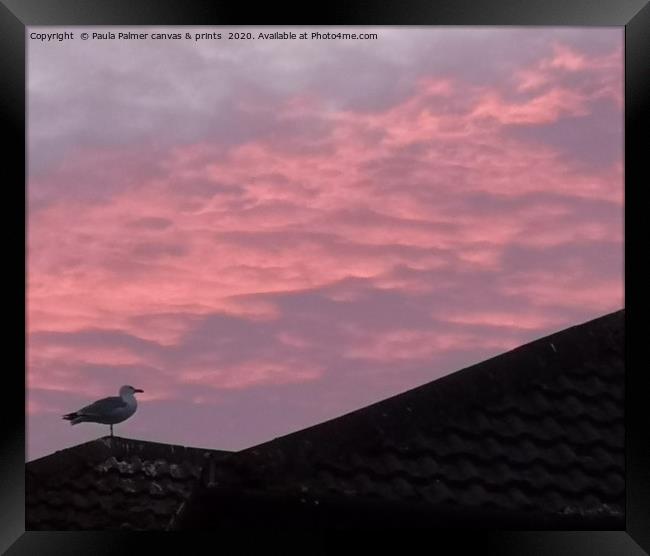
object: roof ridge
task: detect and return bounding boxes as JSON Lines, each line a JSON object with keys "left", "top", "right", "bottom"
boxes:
{"left": 27, "top": 435, "right": 231, "bottom": 478}
{"left": 237, "top": 309, "right": 624, "bottom": 462}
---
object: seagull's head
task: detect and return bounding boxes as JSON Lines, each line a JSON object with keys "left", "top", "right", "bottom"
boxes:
{"left": 119, "top": 385, "right": 144, "bottom": 397}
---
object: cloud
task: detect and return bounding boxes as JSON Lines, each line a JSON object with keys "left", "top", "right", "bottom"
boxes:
{"left": 27, "top": 28, "right": 623, "bottom": 460}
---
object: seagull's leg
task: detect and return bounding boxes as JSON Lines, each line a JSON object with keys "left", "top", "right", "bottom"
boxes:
{"left": 110, "top": 424, "right": 113, "bottom": 437}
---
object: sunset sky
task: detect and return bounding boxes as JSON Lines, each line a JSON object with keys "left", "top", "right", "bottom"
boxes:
{"left": 27, "top": 27, "right": 623, "bottom": 461}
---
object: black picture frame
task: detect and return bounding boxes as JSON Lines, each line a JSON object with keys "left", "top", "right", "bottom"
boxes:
{"left": 2, "top": 0, "right": 647, "bottom": 553}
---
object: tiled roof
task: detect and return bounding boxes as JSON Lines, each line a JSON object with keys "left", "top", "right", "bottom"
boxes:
{"left": 176, "top": 309, "right": 624, "bottom": 529}
{"left": 26, "top": 436, "right": 230, "bottom": 530}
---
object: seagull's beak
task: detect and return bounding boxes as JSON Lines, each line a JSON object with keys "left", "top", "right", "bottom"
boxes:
{"left": 134, "top": 388, "right": 144, "bottom": 393}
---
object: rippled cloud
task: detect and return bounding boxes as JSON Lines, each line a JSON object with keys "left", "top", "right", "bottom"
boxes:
{"left": 27, "top": 27, "right": 622, "bottom": 460}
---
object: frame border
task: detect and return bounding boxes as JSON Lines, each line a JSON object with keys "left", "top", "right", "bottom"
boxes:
{"left": 2, "top": 1, "right": 647, "bottom": 553}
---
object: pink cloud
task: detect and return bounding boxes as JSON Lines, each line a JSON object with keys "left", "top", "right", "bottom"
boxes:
{"left": 27, "top": 33, "right": 623, "bottom": 460}
{"left": 515, "top": 42, "right": 623, "bottom": 107}
{"left": 344, "top": 328, "right": 520, "bottom": 362}
{"left": 28, "top": 50, "right": 622, "bottom": 340}
{"left": 442, "top": 309, "right": 569, "bottom": 331}
{"left": 181, "top": 359, "right": 323, "bottom": 389}
{"left": 501, "top": 273, "right": 622, "bottom": 311}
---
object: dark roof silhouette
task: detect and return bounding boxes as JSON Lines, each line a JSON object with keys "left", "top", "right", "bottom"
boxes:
{"left": 26, "top": 436, "right": 230, "bottom": 530}
{"left": 27, "top": 309, "right": 624, "bottom": 530}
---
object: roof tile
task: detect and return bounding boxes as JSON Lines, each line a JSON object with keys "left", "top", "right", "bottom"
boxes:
{"left": 27, "top": 437, "right": 230, "bottom": 530}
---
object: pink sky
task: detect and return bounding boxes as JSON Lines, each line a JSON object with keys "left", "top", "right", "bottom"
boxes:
{"left": 27, "top": 27, "right": 623, "bottom": 461}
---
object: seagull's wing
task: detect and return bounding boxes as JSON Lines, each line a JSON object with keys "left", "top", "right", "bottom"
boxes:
{"left": 78, "top": 396, "right": 127, "bottom": 417}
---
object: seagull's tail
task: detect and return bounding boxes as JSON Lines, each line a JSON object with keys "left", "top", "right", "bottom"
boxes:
{"left": 62, "top": 412, "right": 85, "bottom": 425}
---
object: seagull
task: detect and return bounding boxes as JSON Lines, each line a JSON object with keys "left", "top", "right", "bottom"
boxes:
{"left": 62, "top": 385, "right": 143, "bottom": 437}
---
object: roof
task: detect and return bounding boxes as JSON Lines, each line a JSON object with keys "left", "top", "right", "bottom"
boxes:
{"left": 26, "top": 436, "right": 230, "bottom": 530}
{"left": 174, "top": 309, "right": 625, "bottom": 529}
{"left": 27, "top": 309, "right": 624, "bottom": 530}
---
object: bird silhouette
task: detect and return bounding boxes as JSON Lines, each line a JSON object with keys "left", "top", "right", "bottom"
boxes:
{"left": 63, "top": 385, "right": 143, "bottom": 437}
